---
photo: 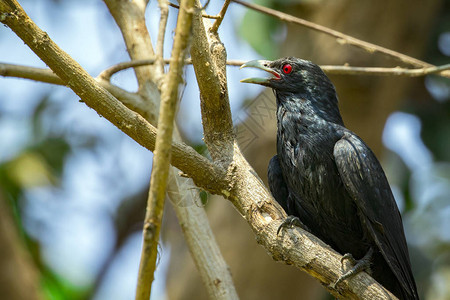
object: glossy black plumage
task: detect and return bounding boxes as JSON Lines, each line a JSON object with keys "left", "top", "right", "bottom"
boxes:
{"left": 241, "top": 58, "right": 419, "bottom": 299}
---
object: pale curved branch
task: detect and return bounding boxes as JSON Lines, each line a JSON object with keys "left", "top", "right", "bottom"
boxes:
{"left": 97, "top": 59, "right": 158, "bottom": 81}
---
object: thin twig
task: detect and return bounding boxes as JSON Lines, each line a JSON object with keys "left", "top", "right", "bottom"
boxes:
{"left": 4, "top": 61, "right": 450, "bottom": 97}
{"left": 135, "top": 0, "right": 196, "bottom": 298}
{"left": 320, "top": 64, "right": 450, "bottom": 77}
{"left": 201, "top": 0, "right": 211, "bottom": 10}
{"left": 169, "top": 2, "right": 219, "bottom": 19}
{"left": 231, "top": 0, "right": 450, "bottom": 78}
{"left": 234, "top": 61, "right": 450, "bottom": 77}
{"left": 156, "top": 0, "right": 169, "bottom": 74}
{"left": 98, "top": 59, "right": 157, "bottom": 81}
{"left": 94, "top": 59, "right": 450, "bottom": 79}
{"left": 0, "top": 63, "right": 63, "bottom": 84}
{"left": 210, "top": 0, "right": 231, "bottom": 33}
{"left": 3, "top": 61, "right": 450, "bottom": 96}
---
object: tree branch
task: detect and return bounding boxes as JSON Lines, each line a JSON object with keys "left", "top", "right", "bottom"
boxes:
{"left": 97, "top": 59, "right": 158, "bottom": 81}
{"left": 0, "top": 62, "right": 62, "bottom": 84}
{"left": 96, "top": 58, "right": 449, "bottom": 77}
{"left": 155, "top": 0, "right": 169, "bottom": 74}
{"left": 168, "top": 2, "right": 220, "bottom": 19}
{"left": 210, "top": 0, "right": 231, "bottom": 33}
{"left": 319, "top": 64, "right": 450, "bottom": 77}
{"left": 135, "top": 0, "right": 195, "bottom": 298}
{"left": 190, "top": 0, "right": 234, "bottom": 163}
{"left": 166, "top": 171, "right": 239, "bottom": 299}
{"left": 231, "top": 0, "right": 450, "bottom": 78}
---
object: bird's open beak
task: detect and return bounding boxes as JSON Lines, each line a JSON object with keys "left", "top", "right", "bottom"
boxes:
{"left": 240, "top": 60, "right": 280, "bottom": 85}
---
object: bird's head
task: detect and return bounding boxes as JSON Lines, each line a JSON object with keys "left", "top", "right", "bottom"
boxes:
{"left": 240, "top": 57, "right": 342, "bottom": 124}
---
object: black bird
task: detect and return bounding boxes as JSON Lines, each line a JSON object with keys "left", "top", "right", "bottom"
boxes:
{"left": 240, "top": 57, "right": 419, "bottom": 300}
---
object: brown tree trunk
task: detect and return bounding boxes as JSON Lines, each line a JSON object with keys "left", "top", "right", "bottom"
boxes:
{"left": 0, "top": 193, "right": 43, "bottom": 300}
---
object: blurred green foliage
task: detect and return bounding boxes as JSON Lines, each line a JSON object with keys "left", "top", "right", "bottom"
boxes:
{"left": 238, "top": 0, "right": 281, "bottom": 59}
{"left": 0, "top": 95, "right": 87, "bottom": 299}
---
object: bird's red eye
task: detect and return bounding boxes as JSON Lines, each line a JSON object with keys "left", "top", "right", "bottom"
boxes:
{"left": 282, "top": 64, "right": 292, "bottom": 74}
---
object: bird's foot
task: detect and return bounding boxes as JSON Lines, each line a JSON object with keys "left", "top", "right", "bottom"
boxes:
{"left": 277, "top": 215, "right": 309, "bottom": 235}
{"left": 330, "top": 248, "right": 374, "bottom": 289}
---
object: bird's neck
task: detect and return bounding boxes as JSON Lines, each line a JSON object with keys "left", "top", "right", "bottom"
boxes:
{"left": 275, "top": 91, "right": 344, "bottom": 126}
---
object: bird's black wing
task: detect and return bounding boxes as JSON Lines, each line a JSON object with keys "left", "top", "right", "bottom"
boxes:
{"left": 333, "top": 132, "right": 418, "bottom": 299}
{"left": 268, "top": 155, "right": 290, "bottom": 213}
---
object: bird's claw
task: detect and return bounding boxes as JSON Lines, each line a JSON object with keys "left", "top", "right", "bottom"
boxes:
{"left": 341, "top": 253, "right": 357, "bottom": 265}
{"left": 277, "top": 215, "right": 308, "bottom": 235}
{"left": 331, "top": 248, "right": 374, "bottom": 289}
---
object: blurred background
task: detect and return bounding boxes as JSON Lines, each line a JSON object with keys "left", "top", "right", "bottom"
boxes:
{"left": 0, "top": 0, "right": 449, "bottom": 299}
